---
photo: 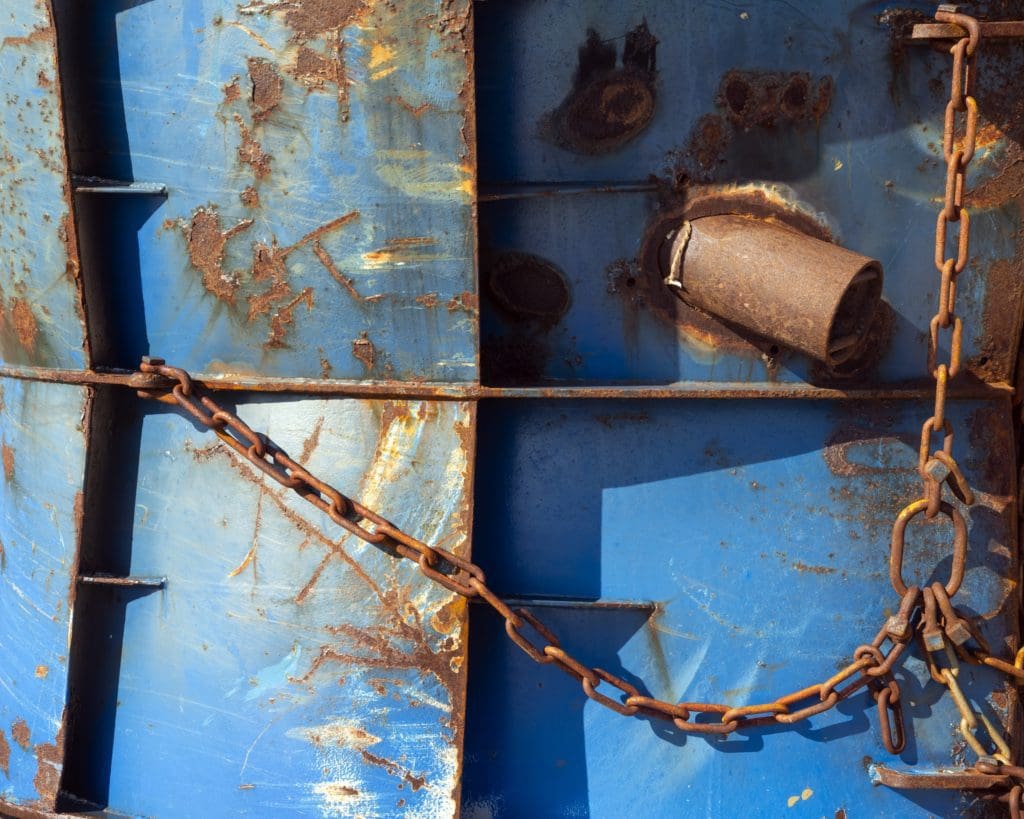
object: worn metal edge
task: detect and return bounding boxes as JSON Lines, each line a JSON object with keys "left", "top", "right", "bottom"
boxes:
{"left": 0, "top": 365, "right": 1013, "bottom": 401}
{"left": 45, "top": 0, "right": 90, "bottom": 368}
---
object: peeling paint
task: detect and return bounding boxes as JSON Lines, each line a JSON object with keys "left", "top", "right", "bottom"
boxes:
{"left": 10, "top": 719, "right": 29, "bottom": 750}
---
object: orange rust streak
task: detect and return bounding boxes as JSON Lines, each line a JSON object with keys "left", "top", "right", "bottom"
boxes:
{"left": 2, "top": 443, "right": 13, "bottom": 481}
{"left": 313, "top": 241, "right": 364, "bottom": 301}
{"left": 286, "top": 210, "right": 361, "bottom": 257}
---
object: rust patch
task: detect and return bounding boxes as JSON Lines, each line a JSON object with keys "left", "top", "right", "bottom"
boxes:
{"left": 269, "top": 0, "right": 367, "bottom": 40}
{"left": 392, "top": 95, "right": 433, "bottom": 118}
{"left": 416, "top": 292, "right": 440, "bottom": 308}
{"left": 223, "top": 77, "right": 241, "bottom": 103}
{"left": 971, "top": 259, "right": 1022, "bottom": 382}
{"left": 10, "top": 299, "right": 38, "bottom": 355}
{"left": 184, "top": 208, "right": 252, "bottom": 303}
{"left": 240, "top": 186, "right": 260, "bottom": 208}
{"left": 33, "top": 736, "right": 61, "bottom": 804}
{"left": 299, "top": 416, "right": 324, "bottom": 462}
{"left": 11, "top": 720, "right": 29, "bottom": 750}
{"left": 2, "top": 443, "right": 13, "bottom": 481}
{"left": 0, "top": 730, "right": 7, "bottom": 778}
{"left": 544, "top": 21, "right": 658, "bottom": 155}
{"left": 487, "top": 252, "right": 569, "bottom": 324}
{"left": 677, "top": 71, "right": 832, "bottom": 182}
{"left": 183, "top": 208, "right": 356, "bottom": 347}
{"left": 290, "top": 36, "right": 351, "bottom": 121}
{"left": 313, "top": 240, "right": 366, "bottom": 301}
{"left": 247, "top": 57, "right": 284, "bottom": 120}
{"left": 352, "top": 332, "right": 376, "bottom": 370}
{"left": 236, "top": 116, "right": 273, "bottom": 178}
{"left": 36, "top": 70, "right": 51, "bottom": 88}
{"left": 792, "top": 561, "right": 836, "bottom": 575}
{"left": 685, "top": 114, "right": 732, "bottom": 173}
{"left": 718, "top": 70, "right": 832, "bottom": 131}
{"left": 447, "top": 291, "right": 477, "bottom": 313}
{"left": 2, "top": 27, "right": 54, "bottom": 47}
{"left": 360, "top": 749, "right": 429, "bottom": 793}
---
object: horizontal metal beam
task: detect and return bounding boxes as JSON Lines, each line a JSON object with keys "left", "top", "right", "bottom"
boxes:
{"left": 471, "top": 596, "right": 657, "bottom": 612}
{"left": 478, "top": 181, "right": 659, "bottom": 202}
{"left": 78, "top": 574, "right": 167, "bottom": 589}
{"left": 911, "top": 21, "right": 1024, "bottom": 42}
{"left": 71, "top": 175, "right": 168, "bottom": 196}
{"left": 870, "top": 763, "right": 1011, "bottom": 790}
{"left": 0, "top": 364, "right": 1012, "bottom": 401}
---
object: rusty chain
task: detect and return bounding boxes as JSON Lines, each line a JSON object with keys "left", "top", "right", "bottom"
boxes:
{"left": 126, "top": 5, "right": 1024, "bottom": 809}
{"left": 136, "top": 356, "right": 919, "bottom": 747}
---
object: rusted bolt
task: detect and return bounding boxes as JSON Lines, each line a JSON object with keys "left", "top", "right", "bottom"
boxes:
{"left": 659, "top": 214, "right": 883, "bottom": 366}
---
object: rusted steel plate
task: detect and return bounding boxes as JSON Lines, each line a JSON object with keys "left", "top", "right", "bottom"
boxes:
{"left": 0, "top": 378, "right": 89, "bottom": 811}
{"left": 62, "top": 395, "right": 473, "bottom": 816}
{"left": 56, "top": 0, "right": 477, "bottom": 383}
{"left": 465, "top": 397, "right": 1017, "bottom": 817}
{"left": 475, "top": 2, "right": 1024, "bottom": 386}
{"left": 0, "top": 1, "right": 86, "bottom": 369}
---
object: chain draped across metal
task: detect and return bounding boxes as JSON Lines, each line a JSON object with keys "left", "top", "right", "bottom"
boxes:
{"left": 127, "top": 6, "right": 1024, "bottom": 812}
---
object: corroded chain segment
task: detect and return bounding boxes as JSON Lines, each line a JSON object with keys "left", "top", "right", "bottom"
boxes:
{"left": 136, "top": 352, "right": 1024, "bottom": 767}
{"left": 138, "top": 357, "right": 911, "bottom": 750}
{"left": 911, "top": 4, "right": 978, "bottom": 525}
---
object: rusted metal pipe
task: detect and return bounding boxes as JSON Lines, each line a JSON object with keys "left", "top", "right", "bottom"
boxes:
{"left": 661, "top": 214, "right": 883, "bottom": 366}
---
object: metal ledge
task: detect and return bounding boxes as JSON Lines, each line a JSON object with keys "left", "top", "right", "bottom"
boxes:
{"left": 0, "top": 365, "right": 1012, "bottom": 401}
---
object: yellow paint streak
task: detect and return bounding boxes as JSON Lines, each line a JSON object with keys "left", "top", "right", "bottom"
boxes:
{"left": 228, "top": 544, "right": 257, "bottom": 578}
{"left": 375, "top": 150, "right": 474, "bottom": 202}
{"left": 369, "top": 43, "right": 397, "bottom": 80}
{"left": 787, "top": 796, "right": 800, "bottom": 808}
{"left": 801, "top": 788, "right": 813, "bottom": 801}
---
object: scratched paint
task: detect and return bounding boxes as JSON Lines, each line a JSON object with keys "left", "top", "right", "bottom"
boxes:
{"left": 56, "top": 0, "right": 477, "bottom": 381}
{"left": 85, "top": 396, "right": 473, "bottom": 816}
{"left": 476, "top": 1, "right": 1024, "bottom": 385}
{"left": 0, "top": 378, "right": 88, "bottom": 810}
{"left": 0, "top": 0, "right": 86, "bottom": 369}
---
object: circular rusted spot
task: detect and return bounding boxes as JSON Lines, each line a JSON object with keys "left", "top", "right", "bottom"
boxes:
{"left": 487, "top": 252, "right": 571, "bottom": 323}
{"left": 563, "top": 72, "right": 655, "bottom": 154}
{"left": 780, "top": 76, "right": 809, "bottom": 118}
{"left": 724, "top": 77, "right": 752, "bottom": 117}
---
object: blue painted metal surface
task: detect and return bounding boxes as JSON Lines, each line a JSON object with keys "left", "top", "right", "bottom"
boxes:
{"left": 59, "top": 0, "right": 477, "bottom": 383}
{"left": 476, "top": 0, "right": 1023, "bottom": 386}
{"left": 0, "top": 378, "right": 88, "bottom": 811}
{"left": 71, "top": 395, "right": 474, "bottom": 816}
{"left": 0, "top": 0, "right": 1020, "bottom": 816}
{"left": 0, "top": 1, "right": 85, "bottom": 369}
{"left": 465, "top": 397, "right": 1018, "bottom": 817}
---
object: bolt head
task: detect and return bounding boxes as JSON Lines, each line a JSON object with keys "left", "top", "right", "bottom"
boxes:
{"left": 923, "top": 630, "right": 946, "bottom": 653}
{"left": 945, "top": 621, "right": 972, "bottom": 646}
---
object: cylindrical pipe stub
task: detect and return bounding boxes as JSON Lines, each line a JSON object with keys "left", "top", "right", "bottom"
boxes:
{"left": 665, "top": 214, "right": 883, "bottom": 366}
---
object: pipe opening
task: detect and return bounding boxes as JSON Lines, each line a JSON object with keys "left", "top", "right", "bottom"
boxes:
{"left": 827, "top": 262, "right": 883, "bottom": 366}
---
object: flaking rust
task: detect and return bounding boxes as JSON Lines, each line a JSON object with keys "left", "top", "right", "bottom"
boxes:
{"left": 0, "top": 0, "right": 87, "bottom": 369}
{"left": 543, "top": 21, "right": 658, "bottom": 155}
{"left": 182, "top": 208, "right": 359, "bottom": 349}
